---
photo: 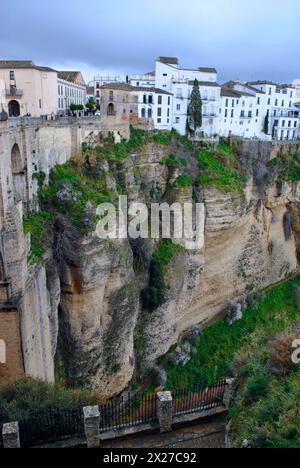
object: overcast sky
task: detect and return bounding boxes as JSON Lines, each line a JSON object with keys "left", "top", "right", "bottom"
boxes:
{"left": 1, "top": 0, "right": 299, "bottom": 84}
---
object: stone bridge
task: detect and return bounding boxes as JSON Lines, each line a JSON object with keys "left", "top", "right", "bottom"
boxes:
{"left": 0, "top": 116, "right": 130, "bottom": 387}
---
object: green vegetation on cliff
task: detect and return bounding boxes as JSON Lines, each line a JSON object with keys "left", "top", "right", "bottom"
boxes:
{"left": 163, "top": 278, "right": 300, "bottom": 388}
{"left": 153, "top": 277, "right": 300, "bottom": 448}
{"left": 197, "top": 141, "right": 244, "bottom": 193}
{"left": 141, "top": 240, "right": 184, "bottom": 311}
{"left": 229, "top": 340, "right": 300, "bottom": 448}
{"left": 0, "top": 378, "right": 100, "bottom": 423}
{"left": 268, "top": 145, "right": 300, "bottom": 182}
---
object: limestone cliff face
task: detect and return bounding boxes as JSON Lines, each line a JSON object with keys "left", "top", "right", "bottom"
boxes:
{"left": 53, "top": 141, "right": 300, "bottom": 397}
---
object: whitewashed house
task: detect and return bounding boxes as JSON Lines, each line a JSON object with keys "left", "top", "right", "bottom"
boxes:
{"left": 247, "top": 81, "right": 299, "bottom": 141}
{"left": 130, "top": 72, "right": 155, "bottom": 88}
{"left": 153, "top": 57, "right": 221, "bottom": 136}
{"left": 134, "top": 87, "right": 173, "bottom": 131}
{"left": 219, "top": 82, "right": 264, "bottom": 139}
{"left": 57, "top": 71, "right": 86, "bottom": 116}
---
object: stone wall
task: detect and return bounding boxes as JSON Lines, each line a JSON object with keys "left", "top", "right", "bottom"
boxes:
{"left": 0, "top": 116, "right": 130, "bottom": 385}
{"left": 0, "top": 309, "right": 24, "bottom": 387}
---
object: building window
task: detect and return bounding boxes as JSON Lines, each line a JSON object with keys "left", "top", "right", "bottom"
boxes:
{"left": 143, "top": 94, "right": 147, "bottom": 104}
{"left": 158, "top": 95, "right": 162, "bottom": 105}
{"left": 176, "top": 104, "right": 180, "bottom": 111}
{"left": 175, "top": 117, "right": 180, "bottom": 123}
{"left": 167, "top": 108, "right": 170, "bottom": 117}
{"left": 148, "top": 108, "right": 152, "bottom": 118}
{"left": 107, "top": 103, "right": 115, "bottom": 116}
{"left": 289, "top": 101, "right": 292, "bottom": 107}
{"left": 10, "top": 71, "right": 15, "bottom": 80}
{"left": 268, "top": 98, "right": 271, "bottom": 105}
{"left": 158, "top": 108, "right": 162, "bottom": 117}
{"left": 109, "top": 91, "right": 114, "bottom": 101}
{"left": 157, "top": 118, "right": 161, "bottom": 123}
{"left": 168, "top": 96, "right": 171, "bottom": 105}
{"left": 231, "top": 110, "right": 234, "bottom": 117}
{"left": 163, "top": 73, "right": 168, "bottom": 77}
{"left": 256, "top": 109, "right": 259, "bottom": 117}
{"left": 269, "top": 87, "right": 272, "bottom": 95}
{"left": 282, "top": 120, "right": 285, "bottom": 127}
{"left": 225, "top": 109, "right": 228, "bottom": 117}
{"left": 39, "top": 99, "right": 42, "bottom": 109}
{"left": 225, "top": 99, "right": 229, "bottom": 107}
{"left": 232, "top": 100, "right": 235, "bottom": 107}
{"left": 148, "top": 95, "right": 153, "bottom": 104}
{"left": 141, "top": 108, "right": 146, "bottom": 118}
{"left": 257, "top": 97, "right": 260, "bottom": 105}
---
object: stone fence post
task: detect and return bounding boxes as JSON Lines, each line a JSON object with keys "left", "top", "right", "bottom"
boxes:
{"left": 223, "top": 378, "right": 235, "bottom": 409}
{"left": 2, "top": 422, "right": 20, "bottom": 448}
{"left": 156, "top": 391, "right": 173, "bottom": 433}
{"left": 83, "top": 405, "right": 100, "bottom": 448}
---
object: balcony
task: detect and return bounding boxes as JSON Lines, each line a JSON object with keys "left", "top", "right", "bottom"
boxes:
{"left": 203, "top": 112, "right": 218, "bottom": 117}
{"left": 5, "top": 88, "right": 23, "bottom": 98}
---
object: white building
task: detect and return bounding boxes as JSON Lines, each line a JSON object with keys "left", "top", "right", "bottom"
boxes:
{"left": 218, "top": 80, "right": 300, "bottom": 141}
{"left": 134, "top": 87, "right": 173, "bottom": 131}
{"left": 97, "top": 56, "right": 300, "bottom": 141}
{"left": 247, "top": 81, "right": 299, "bottom": 141}
{"left": 220, "top": 82, "right": 265, "bottom": 139}
{"left": 130, "top": 72, "right": 155, "bottom": 88}
{"left": 130, "top": 57, "right": 221, "bottom": 136}
{"left": 57, "top": 71, "right": 86, "bottom": 116}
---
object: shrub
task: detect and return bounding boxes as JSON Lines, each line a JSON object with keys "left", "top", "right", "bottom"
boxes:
{"left": 23, "top": 211, "right": 53, "bottom": 263}
{"left": 0, "top": 378, "right": 100, "bottom": 423}
{"left": 244, "top": 374, "right": 269, "bottom": 401}
{"left": 142, "top": 240, "right": 184, "bottom": 311}
{"left": 174, "top": 175, "right": 193, "bottom": 188}
{"left": 197, "top": 146, "right": 244, "bottom": 193}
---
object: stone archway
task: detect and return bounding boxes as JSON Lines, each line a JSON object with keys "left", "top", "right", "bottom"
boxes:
{"left": 11, "top": 144, "right": 22, "bottom": 174}
{"left": 107, "top": 103, "right": 115, "bottom": 116}
{"left": 8, "top": 100, "right": 20, "bottom": 118}
{"left": 11, "top": 143, "right": 25, "bottom": 203}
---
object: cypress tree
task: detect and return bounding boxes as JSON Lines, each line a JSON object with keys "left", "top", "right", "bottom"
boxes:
{"left": 264, "top": 110, "right": 269, "bottom": 135}
{"left": 188, "top": 79, "right": 202, "bottom": 132}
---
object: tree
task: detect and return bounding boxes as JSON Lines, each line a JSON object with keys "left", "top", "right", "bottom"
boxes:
{"left": 86, "top": 97, "right": 95, "bottom": 112}
{"left": 263, "top": 110, "right": 269, "bottom": 135}
{"left": 187, "top": 79, "right": 202, "bottom": 132}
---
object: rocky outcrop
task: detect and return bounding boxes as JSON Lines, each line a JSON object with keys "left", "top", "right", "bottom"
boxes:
{"left": 49, "top": 141, "right": 300, "bottom": 398}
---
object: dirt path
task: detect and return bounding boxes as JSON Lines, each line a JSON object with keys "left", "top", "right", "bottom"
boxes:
{"left": 101, "top": 415, "right": 226, "bottom": 449}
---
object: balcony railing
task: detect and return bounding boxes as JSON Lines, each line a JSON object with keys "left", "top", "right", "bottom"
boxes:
{"left": 5, "top": 88, "right": 23, "bottom": 98}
